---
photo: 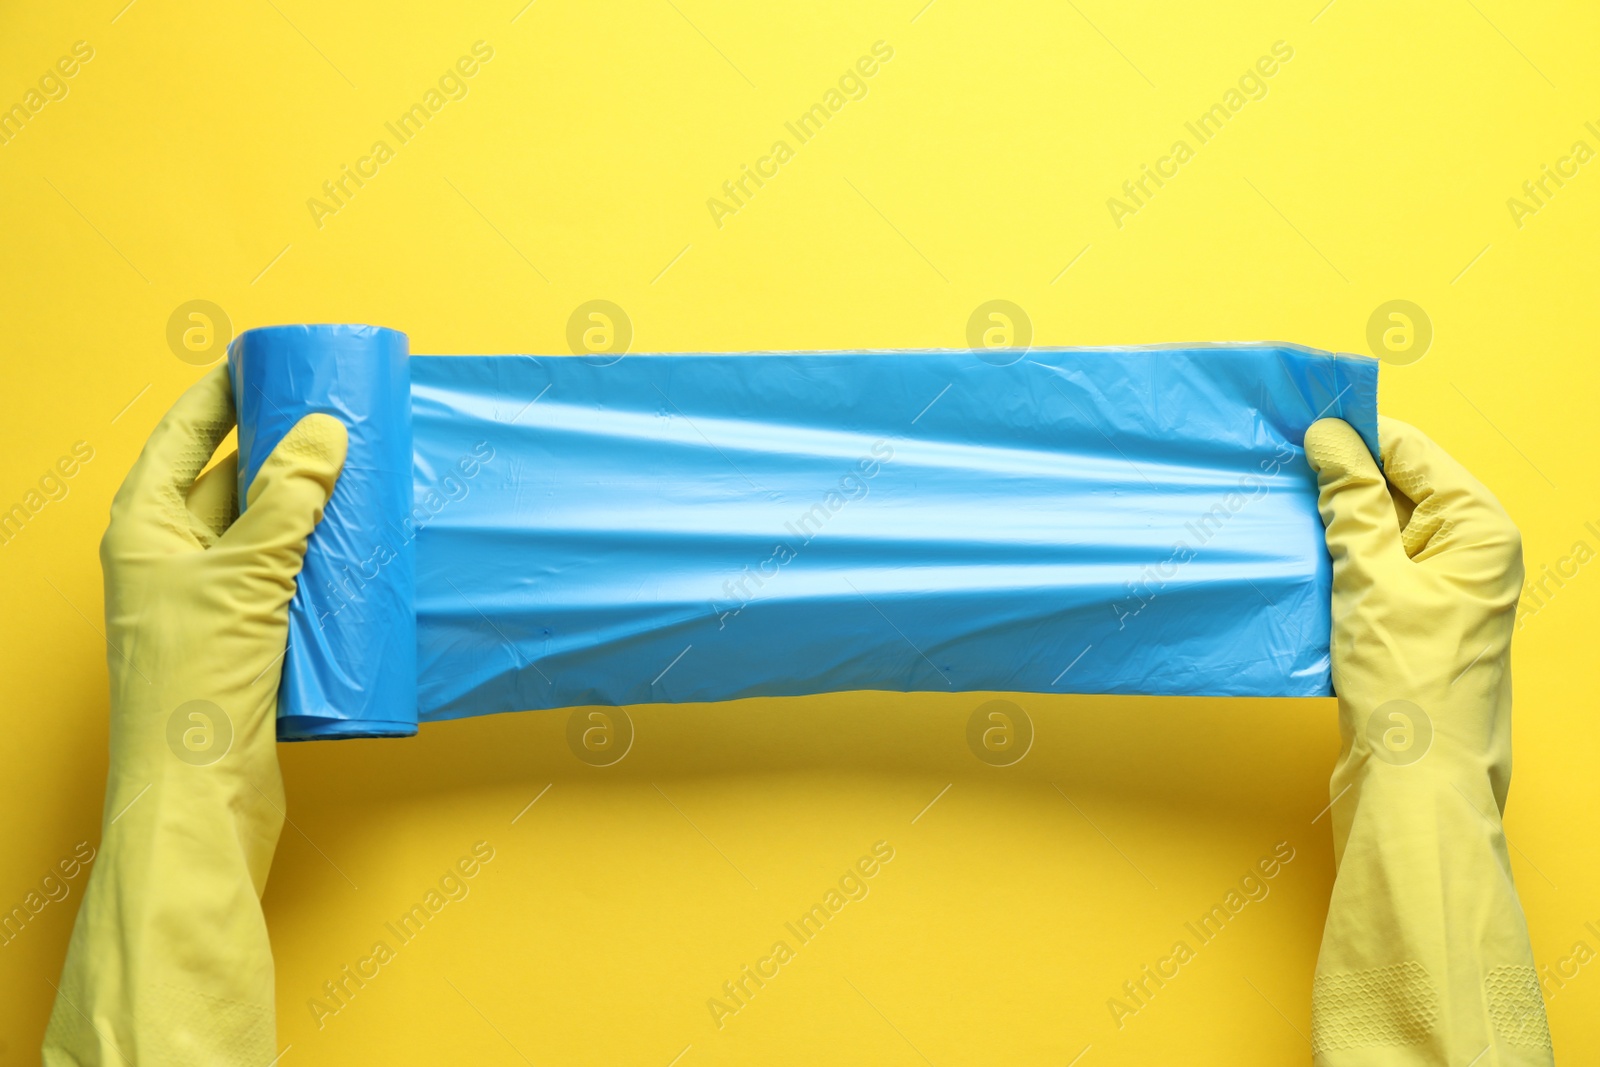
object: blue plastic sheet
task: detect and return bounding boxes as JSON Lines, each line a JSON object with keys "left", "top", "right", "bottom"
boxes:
{"left": 231, "top": 326, "right": 1379, "bottom": 741}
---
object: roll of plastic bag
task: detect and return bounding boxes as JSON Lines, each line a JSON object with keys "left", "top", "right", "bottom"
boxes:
{"left": 229, "top": 327, "right": 1379, "bottom": 741}
{"left": 230, "top": 325, "right": 417, "bottom": 740}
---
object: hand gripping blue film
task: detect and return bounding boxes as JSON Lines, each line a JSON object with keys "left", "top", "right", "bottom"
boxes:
{"left": 230, "top": 326, "right": 1379, "bottom": 741}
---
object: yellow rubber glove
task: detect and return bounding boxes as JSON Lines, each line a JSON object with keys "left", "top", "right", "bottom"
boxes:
{"left": 43, "top": 366, "right": 346, "bottom": 1066}
{"left": 1304, "top": 416, "right": 1552, "bottom": 1066}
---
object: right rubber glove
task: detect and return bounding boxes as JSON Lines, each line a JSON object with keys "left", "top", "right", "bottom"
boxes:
{"left": 1304, "top": 415, "right": 1552, "bottom": 1066}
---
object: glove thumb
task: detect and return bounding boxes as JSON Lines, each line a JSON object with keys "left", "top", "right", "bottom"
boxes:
{"left": 221, "top": 413, "right": 348, "bottom": 590}
{"left": 1303, "top": 418, "right": 1403, "bottom": 584}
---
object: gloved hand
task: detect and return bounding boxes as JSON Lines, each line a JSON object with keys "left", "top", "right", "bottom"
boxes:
{"left": 1304, "top": 415, "right": 1551, "bottom": 1066}
{"left": 44, "top": 366, "right": 346, "bottom": 1066}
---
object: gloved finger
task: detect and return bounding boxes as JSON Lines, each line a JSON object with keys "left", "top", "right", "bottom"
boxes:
{"left": 186, "top": 450, "right": 238, "bottom": 545}
{"left": 219, "top": 413, "right": 348, "bottom": 590}
{"left": 1304, "top": 418, "right": 1404, "bottom": 580}
{"left": 108, "top": 366, "right": 235, "bottom": 550}
{"left": 1378, "top": 416, "right": 1521, "bottom": 566}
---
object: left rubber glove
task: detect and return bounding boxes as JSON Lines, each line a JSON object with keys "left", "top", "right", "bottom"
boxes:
{"left": 43, "top": 366, "right": 347, "bottom": 1066}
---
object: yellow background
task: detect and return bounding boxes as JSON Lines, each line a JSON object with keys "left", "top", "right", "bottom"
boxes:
{"left": 2, "top": 1, "right": 1597, "bottom": 1063}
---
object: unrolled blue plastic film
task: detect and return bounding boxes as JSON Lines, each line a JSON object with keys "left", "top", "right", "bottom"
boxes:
{"left": 231, "top": 326, "right": 1379, "bottom": 741}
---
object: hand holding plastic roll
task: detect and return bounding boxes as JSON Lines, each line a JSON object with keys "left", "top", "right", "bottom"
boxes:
{"left": 231, "top": 325, "right": 416, "bottom": 740}
{"left": 231, "top": 326, "right": 1380, "bottom": 741}
{"left": 45, "top": 369, "right": 348, "bottom": 1064}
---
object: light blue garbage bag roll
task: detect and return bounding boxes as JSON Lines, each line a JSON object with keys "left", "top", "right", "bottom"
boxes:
{"left": 230, "top": 325, "right": 417, "bottom": 740}
{"left": 232, "top": 326, "right": 1380, "bottom": 740}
